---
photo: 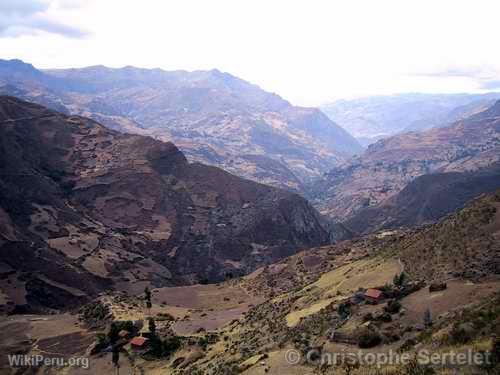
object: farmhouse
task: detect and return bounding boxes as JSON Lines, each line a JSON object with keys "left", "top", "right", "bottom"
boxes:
{"left": 130, "top": 336, "right": 149, "bottom": 350}
{"left": 364, "top": 288, "right": 384, "bottom": 304}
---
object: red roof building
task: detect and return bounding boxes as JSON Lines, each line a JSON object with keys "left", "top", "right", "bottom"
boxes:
{"left": 364, "top": 288, "right": 383, "bottom": 304}
{"left": 130, "top": 336, "right": 149, "bottom": 349}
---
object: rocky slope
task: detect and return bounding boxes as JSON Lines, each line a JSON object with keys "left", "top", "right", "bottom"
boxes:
{"left": 0, "top": 96, "right": 336, "bottom": 313}
{"left": 1, "top": 173, "right": 498, "bottom": 374}
{"left": 321, "top": 93, "right": 500, "bottom": 146}
{"left": 0, "top": 59, "right": 362, "bottom": 192}
{"left": 344, "top": 162, "right": 500, "bottom": 234}
{"left": 160, "top": 190, "right": 500, "bottom": 374}
{"left": 395, "top": 189, "right": 500, "bottom": 281}
{"left": 311, "top": 100, "right": 500, "bottom": 221}
{"left": 201, "top": 190, "right": 500, "bottom": 374}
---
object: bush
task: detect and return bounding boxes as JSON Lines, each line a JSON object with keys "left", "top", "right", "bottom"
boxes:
{"left": 149, "top": 335, "right": 182, "bottom": 358}
{"left": 385, "top": 300, "right": 402, "bottom": 314}
{"left": 375, "top": 312, "right": 392, "bottom": 322}
{"left": 399, "top": 338, "right": 416, "bottom": 352}
{"left": 163, "top": 336, "right": 182, "bottom": 355}
{"left": 362, "top": 313, "right": 374, "bottom": 322}
{"left": 401, "top": 357, "right": 436, "bottom": 374}
{"left": 79, "top": 301, "right": 111, "bottom": 326}
{"left": 91, "top": 333, "right": 108, "bottom": 354}
{"left": 114, "top": 320, "right": 134, "bottom": 333}
{"left": 358, "top": 331, "right": 382, "bottom": 348}
{"left": 393, "top": 272, "right": 407, "bottom": 287}
{"left": 338, "top": 302, "right": 351, "bottom": 320}
{"left": 448, "top": 322, "right": 475, "bottom": 344}
{"left": 156, "top": 312, "right": 175, "bottom": 321}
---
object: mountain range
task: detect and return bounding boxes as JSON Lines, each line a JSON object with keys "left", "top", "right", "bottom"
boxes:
{"left": 345, "top": 162, "right": 500, "bottom": 234}
{"left": 312, "top": 100, "right": 500, "bottom": 222}
{"left": 0, "top": 58, "right": 500, "bottom": 375}
{"left": 0, "top": 59, "right": 362, "bottom": 193}
{"left": 321, "top": 93, "right": 500, "bottom": 146}
{"left": 0, "top": 96, "right": 341, "bottom": 312}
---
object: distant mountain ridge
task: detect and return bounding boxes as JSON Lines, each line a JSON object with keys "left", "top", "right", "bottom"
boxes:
{"left": 321, "top": 93, "right": 500, "bottom": 146}
{"left": 0, "top": 59, "right": 362, "bottom": 192}
{"left": 311, "top": 100, "right": 500, "bottom": 221}
{"left": 0, "top": 96, "right": 339, "bottom": 312}
{"left": 344, "top": 162, "right": 500, "bottom": 234}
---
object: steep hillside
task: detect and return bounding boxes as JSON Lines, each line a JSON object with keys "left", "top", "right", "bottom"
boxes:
{"left": 345, "top": 163, "right": 500, "bottom": 234}
{"left": 0, "top": 96, "right": 335, "bottom": 313}
{"left": 396, "top": 189, "right": 500, "bottom": 281}
{"left": 321, "top": 93, "right": 500, "bottom": 145}
{"left": 1, "top": 183, "right": 498, "bottom": 374}
{"left": 0, "top": 59, "right": 362, "bottom": 192}
{"left": 192, "top": 191, "right": 500, "bottom": 374}
{"left": 312, "top": 101, "right": 500, "bottom": 220}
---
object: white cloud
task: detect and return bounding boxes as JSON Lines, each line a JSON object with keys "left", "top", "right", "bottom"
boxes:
{"left": 0, "top": 0, "right": 88, "bottom": 38}
{"left": 0, "top": 0, "right": 499, "bottom": 105}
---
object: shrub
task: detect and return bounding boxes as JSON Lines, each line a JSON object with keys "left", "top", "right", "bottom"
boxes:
{"left": 358, "top": 331, "right": 382, "bottom": 348}
{"left": 376, "top": 312, "right": 392, "bottom": 322}
{"left": 156, "top": 312, "right": 175, "bottom": 321}
{"left": 385, "top": 300, "right": 402, "bottom": 314}
{"left": 91, "top": 333, "right": 108, "bottom": 354}
{"left": 114, "top": 320, "right": 134, "bottom": 333}
{"left": 448, "top": 322, "right": 475, "bottom": 344}
{"left": 108, "top": 322, "right": 120, "bottom": 344}
{"left": 338, "top": 302, "right": 351, "bottom": 320}
{"left": 400, "top": 357, "right": 436, "bottom": 374}
{"left": 423, "top": 308, "right": 432, "bottom": 327}
{"left": 149, "top": 335, "right": 182, "bottom": 358}
{"left": 393, "top": 272, "right": 407, "bottom": 287}
{"left": 362, "top": 313, "right": 374, "bottom": 322}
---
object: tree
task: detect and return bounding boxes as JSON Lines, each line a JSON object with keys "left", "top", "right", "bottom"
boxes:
{"left": 108, "top": 322, "right": 120, "bottom": 345}
{"left": 385, "top": 299, "right": 402, "bottom": 314}
{"left": 149, "top": 335, "right": 163, "bottom": 357}
{"left": 144, "top": 286, "right": 152, "bottom": 313}
{"left": 423, "top": 308, "right": 432, "bottom": 327}
{"left": 112, "top": 346, "right": 120, "bottom": 375}
{"left": 338, "top": 302, "right": 351, "bottom": 320}
{"left": 393, "top": 272, "right": 407, "bottom": 287}
{"left": 148, "top": 317, "right": 156, "bottom": 336}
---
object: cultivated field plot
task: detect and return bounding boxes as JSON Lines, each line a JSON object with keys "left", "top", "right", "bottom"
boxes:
{"left": 0, "top": 313, "right": 94, "bottom": 372}
{"left": 400, "top": 279, "right": 500, "bottom": 324}
{"left": 150, "top": 283, "right": 264, "bottom": 334}
{"left": 285, "top": 257, "right": 402, "bottom": 327}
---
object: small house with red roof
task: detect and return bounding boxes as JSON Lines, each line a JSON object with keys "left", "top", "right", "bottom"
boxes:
{"left": 363, "top": 288, "right": 383, "bottom": 304}
{"left": 130, "top": 336, "right": 149, "bottom": 350}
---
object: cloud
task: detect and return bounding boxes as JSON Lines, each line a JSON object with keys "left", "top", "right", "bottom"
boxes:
{"left": 0, "top": 0, "right": 88, "bottom": 38}
{"left": 480, "top": 80, "right": 500, "bottom": 90}
{"left": 53, "top": 0, "right": 88, "bottom": 10}
{"left": 410, "top": 66, "right": 500, "bottom": 92}
{"left": 414, "top": 67, "right": 484, "bottom": 78}
{"left": 0, "top": 0, "right": 47, "bottom": 16}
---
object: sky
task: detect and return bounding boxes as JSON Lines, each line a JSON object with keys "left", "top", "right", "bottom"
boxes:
{"left": 1, "top": 0, "right": 500, "bottom": 106}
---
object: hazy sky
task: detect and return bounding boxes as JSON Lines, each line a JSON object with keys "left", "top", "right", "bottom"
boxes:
{"left": 1, "top": 0, "right": 500, "bottom": 106}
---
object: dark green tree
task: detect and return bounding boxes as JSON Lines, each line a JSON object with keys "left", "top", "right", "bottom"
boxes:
{"left": 338, "top": 302, "right": 351, "bottom": 320}
{"left": 108, "top": 322, "right": 120, "bottom": 345}
{"left": 112, "top": 346, "right": 120, "bottom": 375}
{"left": 148, "top": 317, "right": 156, "bottom": 336}
{"left": 393, "top": 272, "right": 407, "bottom": 287}
{"left": 423, "top": 308, "right": 432, "bottom": 327}
{"left": 144, "top": 286, "right": 152, "bottom": 311}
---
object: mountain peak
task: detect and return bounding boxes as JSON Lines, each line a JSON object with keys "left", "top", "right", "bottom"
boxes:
{"left": 0, "top": 58, "right": 40, "bottom": 75}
